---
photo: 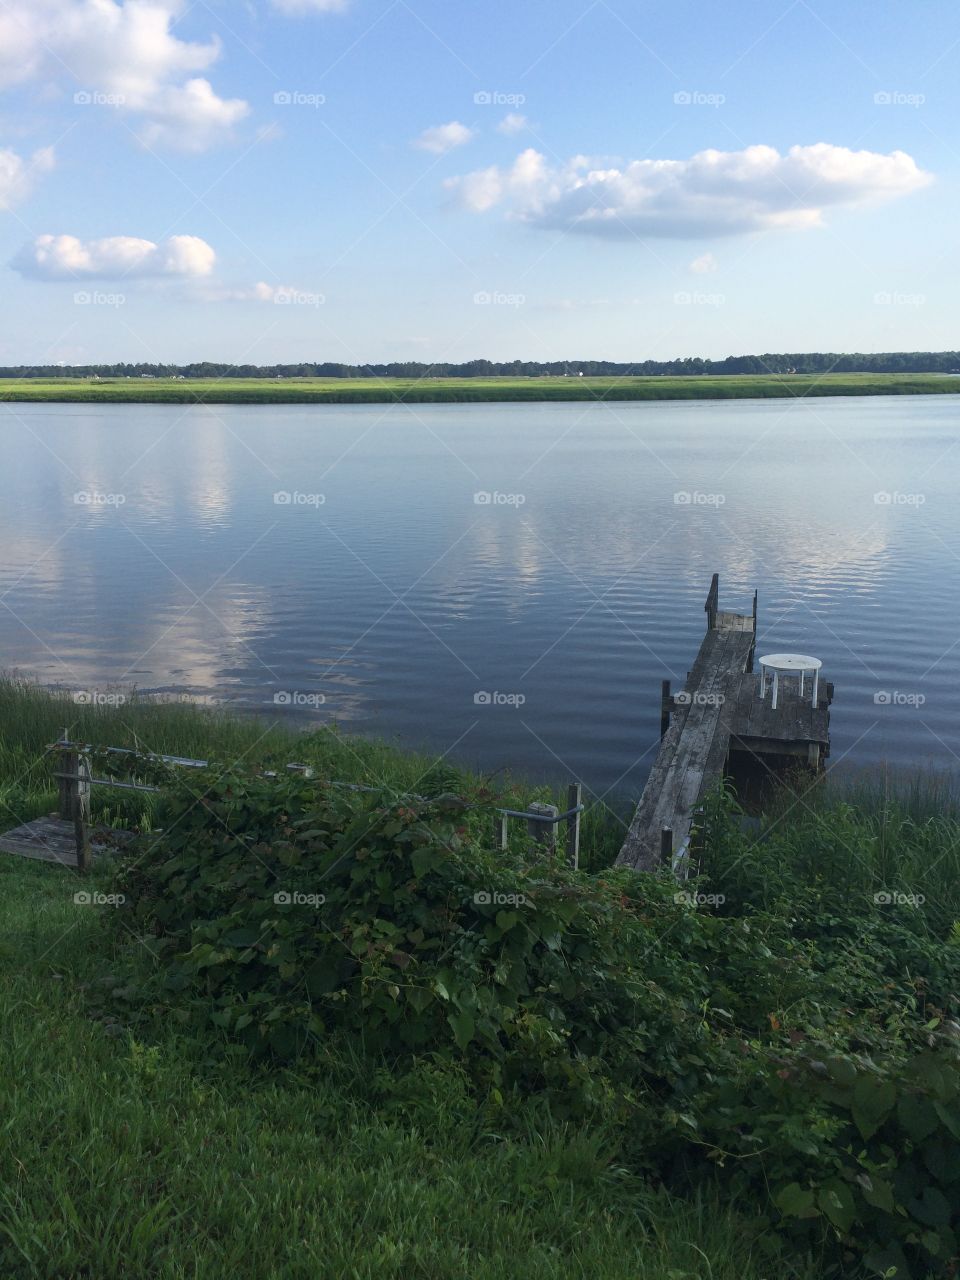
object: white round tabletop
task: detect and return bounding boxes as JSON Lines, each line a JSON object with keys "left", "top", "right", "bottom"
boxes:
{"left": 758, "top": 653, "right": 822, "bottom": 671}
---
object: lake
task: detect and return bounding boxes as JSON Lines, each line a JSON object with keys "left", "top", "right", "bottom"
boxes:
{"left": 2, "top": 395, "right": 958, "bottom": 800}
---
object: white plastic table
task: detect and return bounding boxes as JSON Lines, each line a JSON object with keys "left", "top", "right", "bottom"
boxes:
{"left": 758, "top": 653, "right": 822, "bottom": 710}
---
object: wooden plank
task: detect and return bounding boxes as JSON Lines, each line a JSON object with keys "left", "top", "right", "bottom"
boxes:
{"left": 0, "top": 817, "right": 130, "bottom": 865}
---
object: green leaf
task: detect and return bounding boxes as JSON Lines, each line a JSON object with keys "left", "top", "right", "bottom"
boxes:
{"left": 899, "top": 1091, "right": 939, "bottom": 1142}
{"left": 817, "top": 1180, "right": 856, "bottom": 1233}
{"left": 909, "top": 1186, "right": 951, "bottom": 1228}
{"left": 852, "top": 1076, "right": 897, "bottom": 1140}
{"left": 220, "top": 927, "right": 261, "bottom": 948}
{"left": 859, "top": 1175, "right": 895, "bottom": 1212}
{"left": 447, "top": 1010, "right": 475, "bottom": 1051}
{"left": 774, "top": 1183, "right": 818, "bottom": 1219}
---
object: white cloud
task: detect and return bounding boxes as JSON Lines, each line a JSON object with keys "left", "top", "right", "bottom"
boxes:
{"left": 445, "top": 143, "right": 932, "bottom": 238}
{"left": 497, "top": 113, "right": 529, "bottom": 135}
{"left": 413, "top": 121, "right": 475, "bottom": 155}
{"left": 0, "top": 1, "right": 248, "bottom": 151}
{"left": 0, "top": 146, "right": 54, "bottom": 210}
{"left": 12, "top": 233, "right": 216, "bottom": 279}
{"left": 138, "top": 79, "right": 249, "bottom": 152}
{"left": 689, "top": 252, "right": 717, "bottom": 273}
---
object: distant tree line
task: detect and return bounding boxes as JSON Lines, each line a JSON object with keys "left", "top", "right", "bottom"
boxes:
{"left": 3, "top": 353, "right": 960, "bottom": 379}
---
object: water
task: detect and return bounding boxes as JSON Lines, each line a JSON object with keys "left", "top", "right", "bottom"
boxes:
{"left": 2, "top": 395, "right": 958, "bottom": 799}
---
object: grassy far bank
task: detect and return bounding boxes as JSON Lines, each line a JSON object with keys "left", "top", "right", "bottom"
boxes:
{"left": 2, "top": 682, "right": 960, "bottom": 1278}
{"left": 1, "top": 372, "right": 959, "bottom": 405}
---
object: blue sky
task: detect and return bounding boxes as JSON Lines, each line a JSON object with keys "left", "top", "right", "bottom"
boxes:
{"left": 0, "top": 0, "right": 956, "bottom": 364}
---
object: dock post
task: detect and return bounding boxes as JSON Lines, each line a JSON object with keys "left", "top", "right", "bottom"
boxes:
{"left": 493, "top": 812, "right": 509, "bottom": 850}
{"left": 57, "top": 730, "right": 73, "bottom": 821}
{"left": 565, "top": 781, "right": 581, "bottom": 870}
{"left": 660, "top": 827, "right": 672, "bottom": 865}
{"left": 527, "top": 802, "right": 559, "bottom": 854}
{"left": 660, "top": 680, "right": 672, "bottom": 739}
{"left": 73, "top": 752, "right": 92, "bottom": 873}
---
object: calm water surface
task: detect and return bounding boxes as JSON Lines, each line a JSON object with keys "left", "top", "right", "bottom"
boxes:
{"left": 2, "top": 396, "right": 959, "bottom": 798}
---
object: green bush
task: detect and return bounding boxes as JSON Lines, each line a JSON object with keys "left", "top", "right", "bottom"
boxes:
{"left": 110, "top": 770, "right": 960, "bottom": 1277}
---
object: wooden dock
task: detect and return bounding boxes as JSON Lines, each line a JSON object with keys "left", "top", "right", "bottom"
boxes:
{"left": 616, "top": 575, "right": 832, "bottom": 873}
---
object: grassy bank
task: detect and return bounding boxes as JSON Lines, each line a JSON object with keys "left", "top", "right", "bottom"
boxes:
{"left": 2, "top": 683, "right": 959, "bottom": 1278}
{"left": 1, "top": 372, "right": 958, "bottom": 405}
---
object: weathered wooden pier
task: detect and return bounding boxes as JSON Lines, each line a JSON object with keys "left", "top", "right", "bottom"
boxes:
{"left": 616, "top": 575, "right": 832, "bottom": 874}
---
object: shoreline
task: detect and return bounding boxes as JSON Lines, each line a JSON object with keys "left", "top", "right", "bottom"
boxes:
{"left": 1, "top": 372, "right": 958, "bottom": 405}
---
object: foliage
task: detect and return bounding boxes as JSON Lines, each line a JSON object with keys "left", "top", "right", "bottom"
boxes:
{"left": 109, "top": 769, "right": 960, "bottom": 1277}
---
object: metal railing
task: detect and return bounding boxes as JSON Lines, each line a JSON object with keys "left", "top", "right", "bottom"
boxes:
{"left": 50, "top": 734, "right": 582, "bottom": 873}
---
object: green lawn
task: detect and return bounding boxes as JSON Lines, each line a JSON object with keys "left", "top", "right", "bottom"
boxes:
{"left": 0, "top": 856, "right": 812, "bottom": 1280}
{"left": 0, "top": 372, "right": 958, "bottom": 404}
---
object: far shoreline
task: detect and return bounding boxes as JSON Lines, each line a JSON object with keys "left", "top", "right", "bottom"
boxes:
{"left": 1, "top": 372, "right": 958, "bottom": 406}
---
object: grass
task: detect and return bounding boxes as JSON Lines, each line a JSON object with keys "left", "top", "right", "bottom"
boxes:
{"left": 0, "top": 372, "right": 958, "bottom": 404}
{"left": 0, "top": 676, "right": 627, "bottom": 880}
{"left": 0, "top": 856, "right": 815, "bottom": 1280}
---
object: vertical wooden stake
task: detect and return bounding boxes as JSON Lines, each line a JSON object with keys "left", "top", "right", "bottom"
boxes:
{"left": 74, "top": 753, "right": 92, "bottom": 873}
{"left": 660, "top": 827, "right": 673, "bottom": 867}
{"left": 57, "top": 731, "right": 73, "bottom": 821}
{"left": 527, "top": 802, "right": 559, "bottom": 854}
{"left": 660, "top": 680, "right": 672, "bottom": 739}
{"left": 565, "top": 781, "right": 581, "bottom": 870}
{"left": 493, "top": 812, "right": 509, "bottom": 851}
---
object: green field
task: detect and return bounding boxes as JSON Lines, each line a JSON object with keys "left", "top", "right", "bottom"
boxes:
{"left": 1, "top": 372, "right": 958, "bottom": 405}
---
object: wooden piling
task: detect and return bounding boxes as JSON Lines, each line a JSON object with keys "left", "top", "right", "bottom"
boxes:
{"left": 73, "top": 752, "right": 92, "bottom": 873}
{"left": 565, "top": 781, "right": 581, "bottom": 869}
{"left": 527, "top": 802, "right": 559, "bottom": 853}
{"left": 660, "top": 680, "right": 672, "bottom": 739}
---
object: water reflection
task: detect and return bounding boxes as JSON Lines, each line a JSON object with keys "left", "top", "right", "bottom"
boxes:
{"left": 0, "top": 396, "right": 957, "bottom": 794}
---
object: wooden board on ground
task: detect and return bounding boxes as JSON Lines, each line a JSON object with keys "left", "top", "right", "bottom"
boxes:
{"left": 0, "top": 816, "right": 131, "bottom": 866}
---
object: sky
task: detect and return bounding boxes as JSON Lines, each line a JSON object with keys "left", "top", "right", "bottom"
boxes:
{"left": 0, "top": 0, "right": 957, "bottom": 365}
